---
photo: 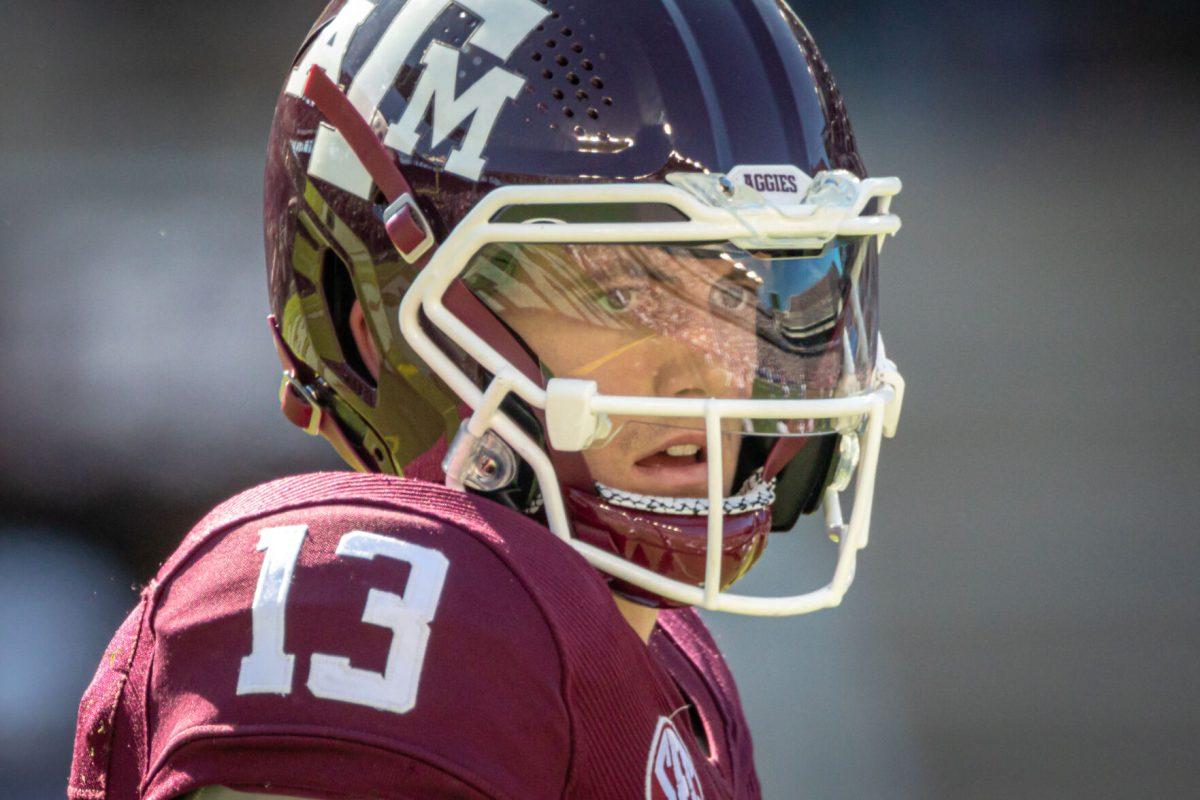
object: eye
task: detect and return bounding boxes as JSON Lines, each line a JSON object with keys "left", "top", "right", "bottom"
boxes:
{"left": 710, "top": 279, "right": 754, "bottom": 313}
{"left": 596, "top": 286, "right": 635, "bottom": 313}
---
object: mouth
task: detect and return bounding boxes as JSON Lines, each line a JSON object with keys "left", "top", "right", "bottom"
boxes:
{"left": 629, "top": 432, "right": 711, "bottom": 496}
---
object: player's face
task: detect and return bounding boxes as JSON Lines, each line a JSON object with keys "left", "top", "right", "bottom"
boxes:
{"left": 514, "top": 317, "right": 745, "bottom": 498}
{"left": 474, "top": 243, "right": 757, "bottom": 498}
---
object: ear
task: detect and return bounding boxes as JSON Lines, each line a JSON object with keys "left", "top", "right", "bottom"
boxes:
{"left": 348, "top": 300, "right": 382, "bottom": 381}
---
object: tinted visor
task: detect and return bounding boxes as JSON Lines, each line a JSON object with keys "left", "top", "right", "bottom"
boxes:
{"left": 464, "top": 237, "right": 878, "bottom": 435}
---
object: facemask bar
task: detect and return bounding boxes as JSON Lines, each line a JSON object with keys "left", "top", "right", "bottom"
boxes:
{"left": 400, "top": 174, "right": 903, "bottom": 616}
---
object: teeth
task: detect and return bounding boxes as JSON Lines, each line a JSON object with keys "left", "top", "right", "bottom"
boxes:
{"left": 666, "top": 444, "right": 701, "bottom": 457}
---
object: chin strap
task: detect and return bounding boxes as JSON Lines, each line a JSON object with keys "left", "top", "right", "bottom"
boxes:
{"left": 301, "top": 65, "right": 435, "bottom": 263}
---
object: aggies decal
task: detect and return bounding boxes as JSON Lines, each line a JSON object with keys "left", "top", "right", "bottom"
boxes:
{"left": 726, "top": 164, "right": 813, "bottom": 208}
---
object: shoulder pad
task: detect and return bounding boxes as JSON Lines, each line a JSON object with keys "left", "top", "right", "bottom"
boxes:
{"left": 86, "top": 474, "right": 631, "bottom": 800}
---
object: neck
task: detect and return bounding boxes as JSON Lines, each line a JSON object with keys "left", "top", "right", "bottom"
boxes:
{"left": 612, "top": 593, "right": 660, "bottom": 644}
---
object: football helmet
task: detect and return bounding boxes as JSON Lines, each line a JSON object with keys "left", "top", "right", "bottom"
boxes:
{"left": 264, "top": 0, "right": 904, "bottom": 615}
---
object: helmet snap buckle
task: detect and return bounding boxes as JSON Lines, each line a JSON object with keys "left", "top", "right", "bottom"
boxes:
{"left": 278, "top": 373, "right": 324, "bottom": 436}
{"left": 443, "top": 423, "right": 518, "bottom": 492}
{"left": 384, "top": 193, "right": 435, "bottom": 263}
{"left": 544, "top": 378, "right": 611, "bottom": 451}
{"left": 828, "top": 432, "right": 860, "bottom": 494}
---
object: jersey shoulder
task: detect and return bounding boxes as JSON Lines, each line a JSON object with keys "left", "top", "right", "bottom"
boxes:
{"left": 71, "top": 473, "right": 634, "bottom": 800}
{"left": 652, "top": 609, "right": 762, "bottom": 798}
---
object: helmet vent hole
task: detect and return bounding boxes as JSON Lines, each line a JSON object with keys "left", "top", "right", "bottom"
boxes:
{"left": 320, "top": 249, "right": 377, "bottom": 390}
{"left": 518, "top": 7, "right": 609, "bottom": 131}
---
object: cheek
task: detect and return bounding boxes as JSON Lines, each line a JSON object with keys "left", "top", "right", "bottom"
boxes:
{"left": 586, "top": 347, "right": 655, "bottom": 392}
{"left": 507, "top": 314, "right": 649, "bottom": 380}
{"left": 723, "top": 437, "right": 741, "bottom": 488}
{"left": 579, "top": 443, "right": 627, "bottom": 487}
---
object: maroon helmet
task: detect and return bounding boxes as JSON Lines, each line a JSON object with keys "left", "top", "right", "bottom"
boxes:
{"left": 264, "top": 0, "right": 905, "bottom": 614}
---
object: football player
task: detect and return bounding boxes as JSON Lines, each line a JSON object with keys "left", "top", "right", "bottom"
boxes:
{"left": 70, "top": 1, "right": 905, "bottom": 798}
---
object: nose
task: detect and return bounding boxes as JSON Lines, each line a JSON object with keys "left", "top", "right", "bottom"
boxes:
{"left": 651, "top": 335, "right": 731, "bottom": 399}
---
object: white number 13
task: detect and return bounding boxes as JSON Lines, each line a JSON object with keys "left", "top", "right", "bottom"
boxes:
{"left": 236, "top": 525, "right": 449, "bottom": 714}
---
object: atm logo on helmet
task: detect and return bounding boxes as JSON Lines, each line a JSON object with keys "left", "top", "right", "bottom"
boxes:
{"left": 288, "top": 0, "right": 550, "bottom": 192}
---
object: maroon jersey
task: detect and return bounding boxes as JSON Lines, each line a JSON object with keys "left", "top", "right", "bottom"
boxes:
{"left": 70, "top": 473, "right": 759, "bottom": 800}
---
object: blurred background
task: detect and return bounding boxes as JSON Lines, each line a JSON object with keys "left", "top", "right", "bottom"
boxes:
{"left": 2, "top": 1, "right": 1197, "bottom": 798}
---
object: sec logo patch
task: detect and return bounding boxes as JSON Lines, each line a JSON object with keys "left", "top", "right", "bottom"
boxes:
{"left": 645, "top": 715, "right": 705, "bottom": 800}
